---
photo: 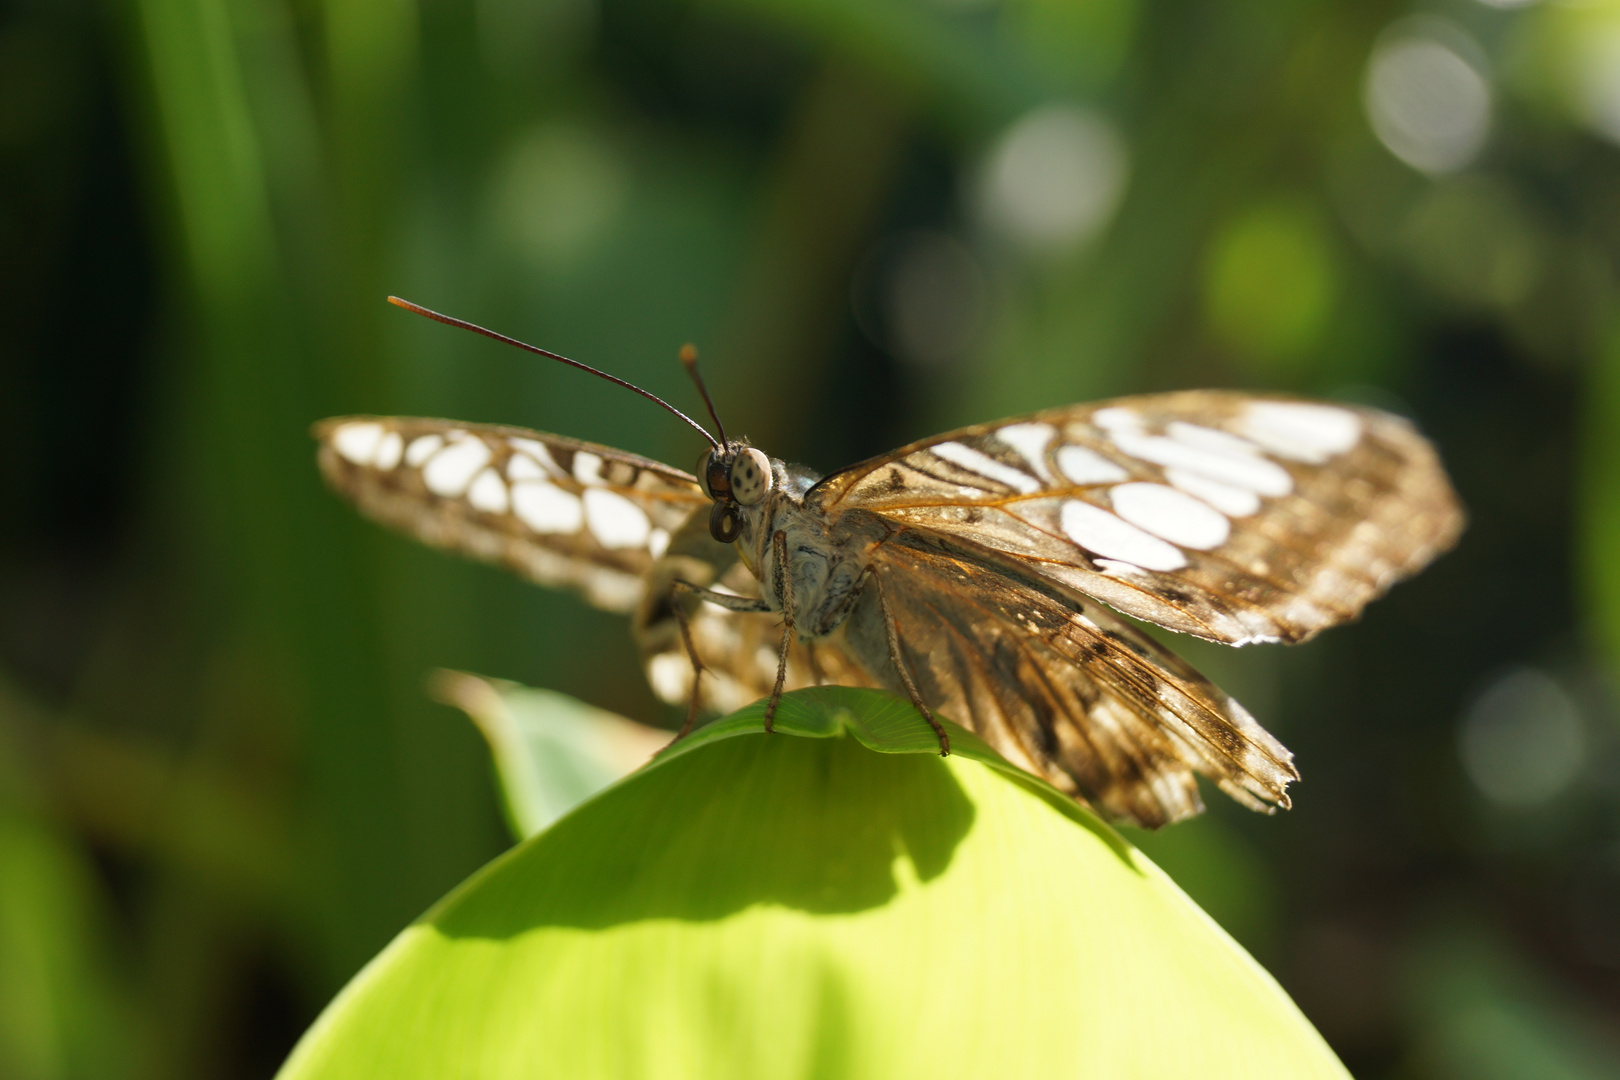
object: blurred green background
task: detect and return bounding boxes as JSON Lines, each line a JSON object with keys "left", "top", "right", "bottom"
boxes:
{"left": 4, "top": 0, "right": 1620, "bottom": 1075}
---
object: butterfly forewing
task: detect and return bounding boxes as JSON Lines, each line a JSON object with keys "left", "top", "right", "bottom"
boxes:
{"left": 316, "top": 417, "right": 708, "bottom": 612}
{"left": 810, "top": 391, "right": 1463, "bottom": 646}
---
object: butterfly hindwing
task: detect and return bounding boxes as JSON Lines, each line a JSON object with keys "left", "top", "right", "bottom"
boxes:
{"left": 810, "top": 390, "right": 1463, "bottom": 646}
{"left": 840, "top": 528, "right": 1296, "bottom": 827}
{"left": 316, "top": 417, "right": 708, "bottom": 612}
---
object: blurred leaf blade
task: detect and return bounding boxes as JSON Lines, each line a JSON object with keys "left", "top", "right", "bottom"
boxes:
{"left": 1582, "top": 318, "right": 1620, "bottom": 673}
{"left": 431, "top": 671, "right": 666, "bottom": 839}
{"left": 1401, "top": 923, "right": 1620, "bottom": 1080}
{"left": 0, "top": 694, "right": 139, "bottom": 1080}
{"left": 127, "top": 0, "right": 497, "bottom": 985}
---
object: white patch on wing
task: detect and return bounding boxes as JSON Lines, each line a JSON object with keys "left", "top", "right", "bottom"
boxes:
{"left": 1109, "top": 482, "right": 1230, "bottom": 549}
{"left": 1109, "top": 428, "right": 1292, "bottom": 496}
{"left": 1166, "top": 468, "right": 1260, "bottom": 516}
{"left": 422, "top": 435, "right": 492, "bottom": 497}
{"left": 1094, "top": 558, "right": 1147, "bottom": 576}
{"left": 1238, "top": 402, "right": 1362, "bottom": 463}
{"left": 508, "top": 438, "right": 563, "bottom": 478}
{"left": 931, "top": 441, "right": 1041, "bottom": 494}
{"left": 994, "top": 423, "right": 1057, "bottom": 483}
{"left": 1056, "top": 444, "right": 1129, "bottom": 485}
{"left": 1090, "top": 406, "right": 1141, "bottom": 432}
{"left": 511, "top": 481, "right": 583, "bottom": 533}
{"left": 333, "top": 422, "right": 384, "bottom": 464}
{"left": 647, "top": 527, "right": 671, "bottom": 559}
{"left": 374, "top": 431, "right": 404, "bottom": 470}
{"left": 573, "top": 451, "right": 608, "bottom": 486}
{"left": 583, "top": 488, "right": 650, "bottom": 548}
{"left": 405, "top": 434, "right": 444, "bottom": 467}
{"left": 506, "top": 453, "right": 548, "bottom": 482}
{"left": 647, "top": 652, "right": 692, "bottom": 703}
{"left": 467, "top": 468, "right": 509, "bottom": 514}
{"left": 1060, "top": 499, "right": 1187, "bottom": 571}
{"left": 1166, "top": 421, "right": 1261, "bottom": 458}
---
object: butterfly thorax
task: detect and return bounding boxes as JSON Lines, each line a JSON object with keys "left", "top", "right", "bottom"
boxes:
{"left": 734, "top": 456, "right": 888, "bottom": 643}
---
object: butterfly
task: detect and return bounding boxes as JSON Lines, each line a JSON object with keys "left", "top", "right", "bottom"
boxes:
{"left": 315, "top": 298, "right": 1464, "bottom": 828}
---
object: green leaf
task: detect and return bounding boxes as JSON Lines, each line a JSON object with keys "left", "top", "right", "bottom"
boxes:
{"left": 431, "top": 670, "right": 669, "bottom": 839}
{"left": 1400, "top": 921, "right": 1620, "bottom": 1080}
{"left": 0, "top": 709, "right": 137, "bottom": 1080}
{"left": 278, "top": 687, "right": 1347, "bottom": 1079}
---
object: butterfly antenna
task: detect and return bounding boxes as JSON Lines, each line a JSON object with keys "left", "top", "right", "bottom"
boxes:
{"left": 679, "top": 344, "right": 729, "bottom": 451}
{"left": 387, "top": 297, "right": 721, "bottom": 451}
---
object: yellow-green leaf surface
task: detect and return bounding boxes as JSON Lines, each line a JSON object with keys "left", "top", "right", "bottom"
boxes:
{"left": 278, "top": 688, "right": 1347, "bottom": 1079}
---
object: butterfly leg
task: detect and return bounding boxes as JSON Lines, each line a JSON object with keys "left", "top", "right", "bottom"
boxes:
{"left": 667, "top": 578, "right": 775, "bottom": 738}
{"left": 764, "top": 530, "right": 795, "bottom": 734}
{"left": 873, "top": 574, "right": 950, "bottom": 757}
{"left": 672, "top": 579, "right": 775, "bottom": 615}
{"left": 670, "top": 598, "right": 706, "bottom": 740}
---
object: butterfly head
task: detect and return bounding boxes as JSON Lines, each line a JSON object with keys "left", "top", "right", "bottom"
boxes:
{"left": 380, "top": 300, "right": 787, "bottom": 546}
{"left": 696, "top": 443, "right": 774, "bottom": 544}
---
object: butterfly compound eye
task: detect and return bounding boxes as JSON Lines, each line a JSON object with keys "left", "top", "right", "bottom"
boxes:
{"left": 728, "top": 448, "right": 773, "bottom": 505}
{"left": 697, "top": 449, "right": 731, "bottom": 500}
{"left": 709, "top": 501, "right": 742, "bottom": 544}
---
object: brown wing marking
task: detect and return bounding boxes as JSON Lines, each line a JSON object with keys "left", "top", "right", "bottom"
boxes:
{"left": 845, "top": 529, "right": 1297, "bottom": 828}
{"left": 809, "top": 391, "right": 1463, "bottom": 646}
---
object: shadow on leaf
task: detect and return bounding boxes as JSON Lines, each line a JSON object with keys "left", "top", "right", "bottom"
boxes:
{"left": 433, "top": 730, "right": 976, "bottom": 937}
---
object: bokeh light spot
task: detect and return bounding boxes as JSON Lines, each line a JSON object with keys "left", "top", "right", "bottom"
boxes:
{"left": 1574, "top": 26, "right": 1620, "bottom": 145}
{"left": 1401, "top": 178, "right": 1543, "bottom": 310}
{"left": 489, "top": 123, "right": 630, "bottom": 267}
{"left": 476, "top": 0, "right": 596, "bottom": 81}
{"left": 1364, "top": 23, "right": 1491, "bottom": 174}
{"left": 852, "top": 231, "right": 987, "bottom": 368}
{"left": 976, "top": 105, "right": 1128, "bottom": 253}
{"left": 1010, "top": 0, "right": 1140, "bottom": 91}
{"left": 1458, "top": 667, "right": 1586, "bottom": 806}
{"left": 1202, "top": 200, "right": 1338, "bottom": 370}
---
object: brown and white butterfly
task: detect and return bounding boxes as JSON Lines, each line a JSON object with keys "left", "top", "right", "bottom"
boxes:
{"left": 316, "top": 306, "right": 1462, "bottom": 828}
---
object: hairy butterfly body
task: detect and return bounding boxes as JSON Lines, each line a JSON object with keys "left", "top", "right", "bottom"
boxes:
{"left": 318, "top": 380, "right": 1462, "bottom": 828}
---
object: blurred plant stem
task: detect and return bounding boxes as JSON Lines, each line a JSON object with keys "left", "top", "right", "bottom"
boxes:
{"left": 320, "top": 0, "right": 414, "bottom": 401}
{"left": 1581, "top": 315, "right": 1620, "bottom": 675}
{"left": 0, "top": 674, "right": 296, "bottom": 905}
{"left": 1, "top": 665, "right": 308, "bottom": 1078}
{"left": 126, "top": 0, "right": 491, "bottom": 989}
{"left": 0, "top": 676, "right": 138, "bottom": 1080}
{"left": 718, "top": 57, "right": 906, "bottom": 456}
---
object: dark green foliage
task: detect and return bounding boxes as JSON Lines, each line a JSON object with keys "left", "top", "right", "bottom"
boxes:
{"left": 2, "top": 0, "right": 1619, "bottom": 1076}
